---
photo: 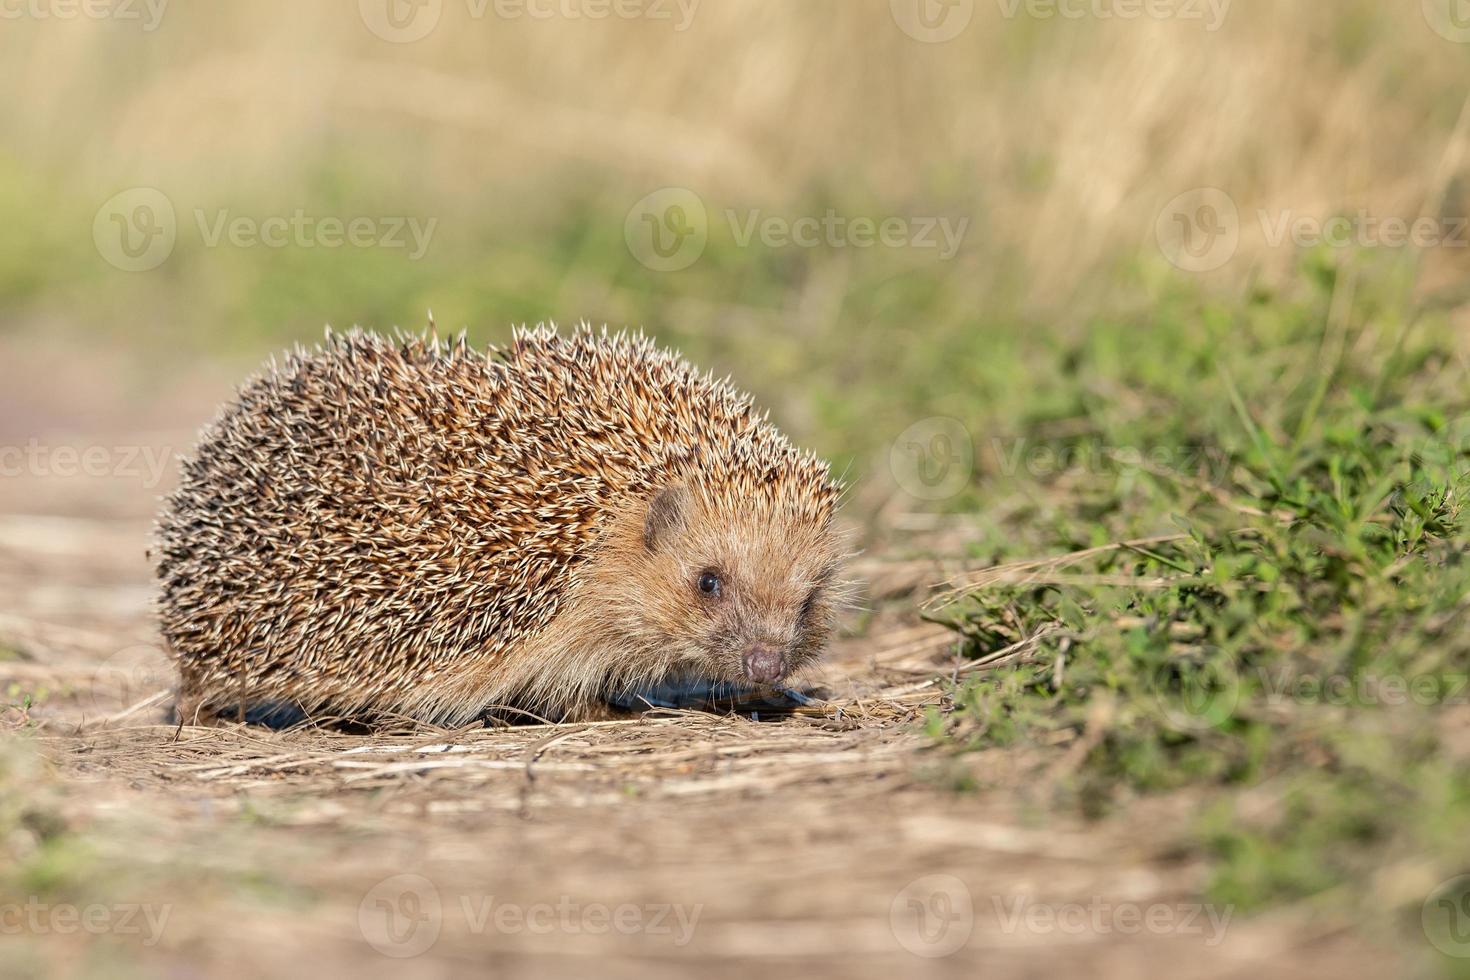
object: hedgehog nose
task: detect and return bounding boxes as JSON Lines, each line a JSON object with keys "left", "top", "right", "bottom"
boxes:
{"left": 742, "top": 645, "right": 786, "bottom": 685}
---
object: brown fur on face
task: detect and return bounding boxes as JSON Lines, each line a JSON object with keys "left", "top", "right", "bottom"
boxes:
{"left": 591, "top": 478, "right": 845, "bottom": 694}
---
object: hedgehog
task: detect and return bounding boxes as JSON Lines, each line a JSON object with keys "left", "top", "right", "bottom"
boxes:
{"left": 155, "top": 323, "right": 849, "bottom": 726}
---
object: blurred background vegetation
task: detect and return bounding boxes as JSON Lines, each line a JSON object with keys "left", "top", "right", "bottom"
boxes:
{"left": 3, "top": 0, "right": 1470, "bottom": 501}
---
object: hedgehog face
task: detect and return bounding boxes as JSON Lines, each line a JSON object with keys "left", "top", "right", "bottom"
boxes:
{"left": 632, "top": 482, "right": 843, "bottom": 689}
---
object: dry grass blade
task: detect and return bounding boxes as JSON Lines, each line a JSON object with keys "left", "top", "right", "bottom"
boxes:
{"left": 924, "top": 534, "right": 1192, "bottom": 610}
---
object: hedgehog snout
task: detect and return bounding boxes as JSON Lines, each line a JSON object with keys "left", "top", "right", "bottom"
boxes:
{"left": 741, "top": 644, "right": 787, "bottom": 685}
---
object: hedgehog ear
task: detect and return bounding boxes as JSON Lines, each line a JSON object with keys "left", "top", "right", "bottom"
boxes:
{"left": 644, "top": 485, "right": 688, "bottom": 552}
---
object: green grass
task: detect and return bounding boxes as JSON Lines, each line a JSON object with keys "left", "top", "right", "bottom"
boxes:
{"left": 924, "top": 253, "right": 1470, "bottom": 937}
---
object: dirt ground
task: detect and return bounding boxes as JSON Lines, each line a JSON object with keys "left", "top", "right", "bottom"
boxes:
{"left": 0, "top": 341, "right": 1406, "bottom": 979}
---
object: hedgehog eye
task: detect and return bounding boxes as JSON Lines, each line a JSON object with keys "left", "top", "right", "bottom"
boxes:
{"left": 696, "top": 569, "right": 723, "bottom": 598}
{"left": 799, "top": 589, "right": 818, "bottom": 624}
